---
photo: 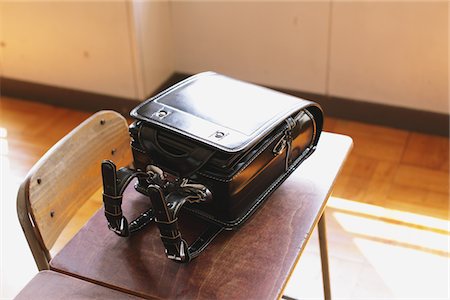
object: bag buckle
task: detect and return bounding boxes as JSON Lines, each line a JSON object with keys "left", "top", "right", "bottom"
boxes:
{"left": 273, "top": 136, "right": 287, "bottom": 156}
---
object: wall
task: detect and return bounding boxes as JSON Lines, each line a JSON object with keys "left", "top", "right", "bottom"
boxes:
{"left": 1, "top": 1, "right": 447, "bottom": 114}
{"left": 328, "top": 1, "right": 448, "bottom": 114}
{"left": 131, "top": 0, "right": 174, "bottom": 99}
{"left": 171, "top": 1, "right": 448, "bottom": 114}
{"left": 0, "top": 1, "right": 174, "bottom": 101}
{"left": 171, "top": 1, "right": 330, "bottom": 95}
{"left": 0, "top": 2, "right": 138, "bottom": 99}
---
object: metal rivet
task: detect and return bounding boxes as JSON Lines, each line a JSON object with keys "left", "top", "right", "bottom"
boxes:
{"left": 50, "top": 210, "right": 55, "bottom": 218}
{"left": 156, "top": 110, "right": 168, "bottom": 118}
{"left": 111, "top": 148, "right": 116, "bottom": 155}
{"left": 214, "top": 131, "right": 225, "bottom": 138}
{"left": 100, "top": 119, "right": 106, "bottom": 125}
{"left": 37, "top": 178, "right": 42, "bottom": 184}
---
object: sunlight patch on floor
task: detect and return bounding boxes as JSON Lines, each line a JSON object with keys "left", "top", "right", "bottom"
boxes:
{"left": 333, "top": 212, "right": 448, "bottom": 255}
{"left": 330, "top": 196, "right": 449, "bottom": 298}
{"left": 0, "top": 138, "right": 8, "bottom": 156}
{"left": 0, "top": 128, "right": 7, "bottom": 138}
{"left": 353, "top": 238, "right": 449, "bottom": 298}
{"left": 285, "top": 196, "right": 450, "bottom": 299}
{"left": 1, "top": 127, "right": 38, "bottom": 299}
{"left": 328, "top": 197, "right": 449, "bottom": 232}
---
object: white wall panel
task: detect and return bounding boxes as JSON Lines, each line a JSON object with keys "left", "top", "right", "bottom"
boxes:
{"left": 171, "top": 1, "right": 331, "bottom": 94}
{"left": 0, "top": 1, "right": 4, "bottom": 78}
{"left": 1, "top": 1, "right": 447, "bottom": 113}
{"left": 132, "top": 0, "right": 174, "bottom": 98}
{"left": 1, "top": 2, "right": 138, "bottom": 99}
{"left": 328, "top": 1, "right": 448, "bottom": 113}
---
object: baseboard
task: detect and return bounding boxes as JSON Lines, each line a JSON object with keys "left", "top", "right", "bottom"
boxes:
{"left": 0, "top": 77, "right": 139, "bottom": 116}
{"left": 1, "top": 73, "right": 448, "bottom": 136}
{"left": 275, "top": 87, "right": 449, "bottom": 137}
{"left": 0, "top": 75, "right": 184, "bottom": 116}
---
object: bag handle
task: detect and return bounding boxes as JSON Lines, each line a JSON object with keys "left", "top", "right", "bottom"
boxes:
{"left": 137, "top": 125, "right": 216, "bottom": 177}
{"left": 101, "top": 160, "right": 223, "bottom": 262}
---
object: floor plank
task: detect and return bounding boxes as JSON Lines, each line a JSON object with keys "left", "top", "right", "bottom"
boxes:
{"left": 402, "top": 132, "right": 449, "bottom": 171}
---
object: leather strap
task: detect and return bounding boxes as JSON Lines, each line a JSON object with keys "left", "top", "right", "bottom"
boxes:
{"left": 101, "top": 160, "right": 153, "bottom": 237}
{"left": 147, "top": 185, "right": 222, "bottom": 262}
{"left": 101, "top": 160, "right": 222, "bottom": 262}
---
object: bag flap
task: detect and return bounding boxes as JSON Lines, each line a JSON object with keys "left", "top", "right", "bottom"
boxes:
{"left": 131, "top": 72, "right": 320, "bottom": 153}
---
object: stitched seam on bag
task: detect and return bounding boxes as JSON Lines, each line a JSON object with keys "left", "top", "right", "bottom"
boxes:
{"left": 197, "top": 110, "right": 318, "bottom": 183}
{"left": 197, "top": 130, "right": 285, "bottom": 182}
{"left": 186, "top": 146, "right": 312, "bottom": 226}
{"left": 131, "top": 145, "right": 146, "bottom": 154}
{"left": 304, "top": 109, "right": 317, "bottom": 147}
{"left": 187, "top": 147, "right": 311, "bottom": 226}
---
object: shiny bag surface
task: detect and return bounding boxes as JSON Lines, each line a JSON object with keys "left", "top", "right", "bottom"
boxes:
{"left": 101, "top": 72, "right": 323, "bottom": 262}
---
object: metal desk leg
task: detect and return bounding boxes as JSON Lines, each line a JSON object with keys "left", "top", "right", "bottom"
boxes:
{"left": 318, "top": 211, "right": 332, "bottom": 300}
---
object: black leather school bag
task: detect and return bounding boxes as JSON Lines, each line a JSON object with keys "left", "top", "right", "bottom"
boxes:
{"left": 101, "top": 72, "right": 323, "bottom": 262}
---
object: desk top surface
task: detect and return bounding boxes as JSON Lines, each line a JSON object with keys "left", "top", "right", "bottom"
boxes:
{"left": 50, "top": 132, "right": 352, "bottom": 299}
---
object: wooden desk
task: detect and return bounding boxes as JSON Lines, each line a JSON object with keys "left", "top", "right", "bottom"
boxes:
{"left": 50, "top": 132, "right": 352, "bottom": 299}
{"left": 14, "top": 270, "right": 143, "bottom": 299}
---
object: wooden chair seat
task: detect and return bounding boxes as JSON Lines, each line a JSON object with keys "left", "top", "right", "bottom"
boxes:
{"left": 15, "top": 270, "right": 143, "bottom": 299}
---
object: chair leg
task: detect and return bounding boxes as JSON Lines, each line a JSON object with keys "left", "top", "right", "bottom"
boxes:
{"left": 318, "top": 211, "right": 331, "bottom": 300}
{"left": 17, "top": 182, "right": 50, "bottom": 271}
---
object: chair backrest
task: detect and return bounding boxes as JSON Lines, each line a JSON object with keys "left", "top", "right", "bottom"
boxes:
{"left": 17, "top": 110, "right": 132, "bottom": 270}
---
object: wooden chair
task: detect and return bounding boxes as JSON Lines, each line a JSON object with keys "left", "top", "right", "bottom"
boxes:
{"left": 17, "top": 110, "right": 132, "bottom": 270}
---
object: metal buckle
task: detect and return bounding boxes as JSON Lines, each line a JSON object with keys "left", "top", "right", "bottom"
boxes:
{"left": 273, "top": 136, "right": 287, "bottom": 155}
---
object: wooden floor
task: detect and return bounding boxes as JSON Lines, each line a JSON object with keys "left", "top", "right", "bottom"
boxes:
{"left": 1, "top": 96, "right": 448, "bottom": 299}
